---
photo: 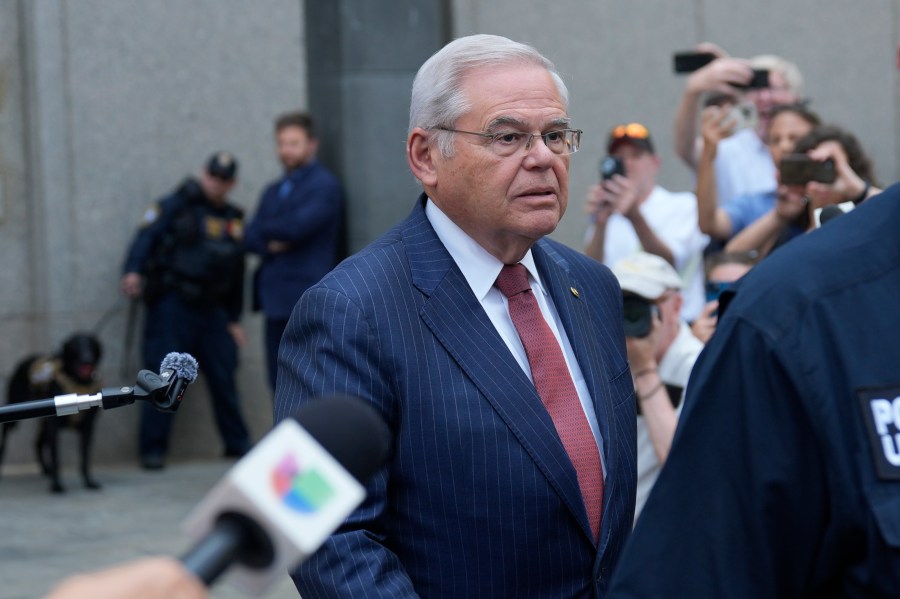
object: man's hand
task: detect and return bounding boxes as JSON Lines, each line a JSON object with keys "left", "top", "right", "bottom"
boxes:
{"left": 227, "top": 323, "right": 246, "bottom": 348}
{"left": 585, "top": 183, "right": 615, "bottom": 226}
{"left": 694, "top": 41, "right": 729, "bottom": 59}
{"left": 120, "top": 272, "right": 143, "bottom": 299}
{"left": 44, "top": 557, "right": 207, "bottom": 599}
{"left": 685, "top": 56, "right": 754, "bottom": 97}
{"left": 595, "top": 175, "right": 641, "bottom": 220}
{"left": 626, "top": 310, "right": 662, "bottom": 375}
{"left": 690, "top": 300, "right": 719, "bottom": 344}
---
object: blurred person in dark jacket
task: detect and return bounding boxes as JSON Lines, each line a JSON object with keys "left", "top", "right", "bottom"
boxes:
{"left": 244, "top": 112, "right": 344, "bottom": 393}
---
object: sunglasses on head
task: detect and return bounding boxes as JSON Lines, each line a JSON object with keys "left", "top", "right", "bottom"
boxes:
{"left": 611, "top": 123, "right": 650, "bottom": 140}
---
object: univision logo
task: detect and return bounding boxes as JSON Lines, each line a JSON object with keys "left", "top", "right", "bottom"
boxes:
{"left": 272, "top": 454, "right": 335, "bottom": 512}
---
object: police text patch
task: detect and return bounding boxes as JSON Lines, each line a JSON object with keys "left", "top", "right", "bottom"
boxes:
{"left": 858, "top": 385, "right": 900, "bottom": 480}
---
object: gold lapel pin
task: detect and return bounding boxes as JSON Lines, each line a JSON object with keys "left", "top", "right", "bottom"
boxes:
{"left": 570, "top": 287, "right": 580, "bottom": 298}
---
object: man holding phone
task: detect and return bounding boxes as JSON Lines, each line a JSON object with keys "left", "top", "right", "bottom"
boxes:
{"left": 584, "top": 123, "right": 708, "bottom": 321}
{"left": 672, "top": 44, "right": 804, "bottom": 206}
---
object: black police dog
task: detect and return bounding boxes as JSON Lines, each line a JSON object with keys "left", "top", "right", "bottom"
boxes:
{"left": 0, "top": 333, "right": 103, "bottom": 493}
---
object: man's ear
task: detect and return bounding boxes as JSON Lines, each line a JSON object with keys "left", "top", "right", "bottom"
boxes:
{"left": 407, "top": 127, "right": 438, "bottom": 187}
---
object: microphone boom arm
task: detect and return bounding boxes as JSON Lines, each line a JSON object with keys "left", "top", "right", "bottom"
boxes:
{"left": 0, "top": 368, "right": 173, "bottom": 424}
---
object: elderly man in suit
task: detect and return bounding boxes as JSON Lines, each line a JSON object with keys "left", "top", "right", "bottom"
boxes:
{"left": 274, "top": 34, "right": 636, "bottom": 598}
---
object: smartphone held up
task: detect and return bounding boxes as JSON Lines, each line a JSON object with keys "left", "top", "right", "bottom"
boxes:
{"left": 779, "top": 155, "right": 837, "bottom": 186}
{"left": 672, "top": 50, "right": 769, "bottom": 89}
{"left": 600, "top": 156, "right": 625, "bottom": 181}
{"left": 724, "top": 103, "right": 758, "bottom": 133}
{"left": 672, "top": 51, "right": 716, "bottom": 73}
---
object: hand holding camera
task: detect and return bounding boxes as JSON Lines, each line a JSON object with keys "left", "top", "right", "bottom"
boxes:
{"left": 678, "top": 53, "right": 758, "bottom": 97}
{"left": 588, "top": 156, "right": 639, "bottom": 224}
{"left": 803, "top": 142, "right": 868, "bottom": 207}
{"left": 585, "top": 184, "right": 615, "bottom": 225}
{"left": 599, "top": 164, "right": 641, "bottom": 220}
{"left": 623, "top": 296, "right": 661, "bottom": 374}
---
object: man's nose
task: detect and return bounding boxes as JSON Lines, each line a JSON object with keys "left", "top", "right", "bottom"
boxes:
{"left": 523, "top": 134, "right": 557, "bottom": 165}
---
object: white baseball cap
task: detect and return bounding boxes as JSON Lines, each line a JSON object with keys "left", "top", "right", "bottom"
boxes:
{"left": 611, "top": 252, "right": 683, "bottom": 300}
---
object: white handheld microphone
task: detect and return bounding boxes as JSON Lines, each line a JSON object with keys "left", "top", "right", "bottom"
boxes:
{"left": 180, "top": 395, "right": 392, "bottom": 594}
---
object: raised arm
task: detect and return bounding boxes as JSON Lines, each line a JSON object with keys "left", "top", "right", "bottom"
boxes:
{"left": 696, "top": 106, "right": 738, "bottom": 240}
{"left": 674, "top": 52, "right": 753, "bottom": 170}
{"left": 724, "top": 185, "right": 805, "bottom": 258}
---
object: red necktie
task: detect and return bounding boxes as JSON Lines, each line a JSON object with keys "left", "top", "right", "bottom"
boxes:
{"left": 495, "top": 263, "right": 604, "bottom": 541}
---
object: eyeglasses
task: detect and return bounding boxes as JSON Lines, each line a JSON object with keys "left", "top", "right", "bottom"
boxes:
{"left": 610, "top": 123, "right": 650, "bottom": 140}
{"left": 705, "top": 280, "right": 738, "bottom": 303}
{"left": 435, "top": 127, "right": 582, "bottom": 157}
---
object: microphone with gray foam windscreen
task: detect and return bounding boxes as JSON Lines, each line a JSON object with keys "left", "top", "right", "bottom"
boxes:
{"left": 144, "top": 352, "right": 199, "bottom": 412}
{"left": 0, "top": 351, "right": 199, "bottom": 423}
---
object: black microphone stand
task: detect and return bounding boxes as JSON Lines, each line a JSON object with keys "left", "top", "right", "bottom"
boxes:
{"left": 0, "top": 369, "right": 170, "bottom": 424}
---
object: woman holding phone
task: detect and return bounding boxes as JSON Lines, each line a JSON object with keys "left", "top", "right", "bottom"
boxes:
{"left": 725, "top": 125, "right": 880, "bottom": 259}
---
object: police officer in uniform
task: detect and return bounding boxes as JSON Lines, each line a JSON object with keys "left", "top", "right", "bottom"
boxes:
{"left": 610, "top": 184, "right": 900, "bottom": 596}
{"left": 121, "top": 152, "right": 251, "bottom": 470}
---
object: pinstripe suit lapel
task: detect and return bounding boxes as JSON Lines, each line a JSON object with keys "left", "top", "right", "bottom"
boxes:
{"left": 533, "top": 240, "right": 617, "bottom": 544}
{"left": 401, "top": 198, "right": 594, "bottom": 543}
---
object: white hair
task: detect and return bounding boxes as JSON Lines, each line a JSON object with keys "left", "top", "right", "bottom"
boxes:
{"left": 749, "top": 54, "right": 804, "bottom": 98}
{"left": 409, "top": 34, "right": 569, "bottom": 157}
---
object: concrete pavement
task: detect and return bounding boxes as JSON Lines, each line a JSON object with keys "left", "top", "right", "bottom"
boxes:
{"left": 0, "top": 459, "right": 299, "bottom": 598}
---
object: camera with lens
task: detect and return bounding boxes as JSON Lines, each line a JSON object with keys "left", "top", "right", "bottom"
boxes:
{"left": 622, "top": 294, "right": 659, "bottom": 338}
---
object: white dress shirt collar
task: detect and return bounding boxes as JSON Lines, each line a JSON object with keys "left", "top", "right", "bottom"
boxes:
{"left": 424, "top": 197, "right": 545, "bottom": 298}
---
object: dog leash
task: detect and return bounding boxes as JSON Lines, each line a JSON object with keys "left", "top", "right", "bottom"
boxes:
{"left": 85, "top": 298, "right": 138, "bottom": 380}
{"left": 91, "top": 300, "right": 123, "bottom": 336}
{"left": 119, "top": 299, "right": 139, "bottom": 380}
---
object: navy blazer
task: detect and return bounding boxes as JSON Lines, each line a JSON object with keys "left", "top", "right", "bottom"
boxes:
{"left": 275, "top": 195, "right": 636, "bottom": 598}
{"left": 244, "top": 160, "right": 344, "bottom": 319}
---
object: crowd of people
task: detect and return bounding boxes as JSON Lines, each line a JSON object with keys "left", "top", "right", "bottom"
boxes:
{"left": 50, "top": 33, "right": 895, "bottom": 598}
{"left": 587, "top": 42, "right": 897, "bottom": 597}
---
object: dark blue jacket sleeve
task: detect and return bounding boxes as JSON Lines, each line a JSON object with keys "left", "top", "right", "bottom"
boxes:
{"left": 243, "top": 184, "right": 275, "bottom": 256}
{"left": 609, "top": 315, "right": 829, "bottom": 598}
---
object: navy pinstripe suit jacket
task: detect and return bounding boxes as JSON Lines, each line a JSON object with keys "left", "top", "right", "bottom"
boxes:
{"left": 274, "top": 195, "right": 636, "bottom": 598}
